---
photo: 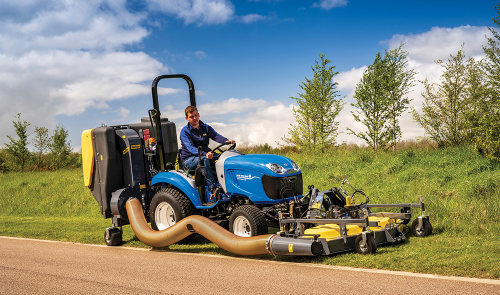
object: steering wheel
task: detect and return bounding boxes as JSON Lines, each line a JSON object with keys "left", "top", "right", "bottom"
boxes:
{"left": 210, "top": 142, "right": 236, "bottom": 154}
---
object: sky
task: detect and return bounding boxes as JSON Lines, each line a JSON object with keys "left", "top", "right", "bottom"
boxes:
{"left": 0, "top": 0, "right": 497, "bottom": 151}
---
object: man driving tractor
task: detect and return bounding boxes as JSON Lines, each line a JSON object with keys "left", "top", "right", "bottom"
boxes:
{"left": 180, "top": 105, "right": 235, "bottom": 200}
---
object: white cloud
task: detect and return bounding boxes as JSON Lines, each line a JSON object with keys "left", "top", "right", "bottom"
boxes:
{"left": 199, "top": 98, "right": 270, "bottom": 116}
{"left": 146, "top": 0, "right": 235, "bottom": 26}
{"left": 336, "top": 66, "right": 366, "bottom": 92}
{"left": 194, "top": 50, "right": 207, "bottom": 59}
{"left": 199, "top": 102, "right": 294, "bottom": 147}
{"left": 312, "top": 0, "right": 348, "bottom": 10}
{"left": 119, "top": 107, "right": 130, "bottom": 119}
{"left": 240, "top": 14, "right": 267, "bottom": 24}
{"left": 0, "top": 1, "right": 168, "bottom": 147}
{"left": 385, "top": 26, "right": 492, "bottom": 64}
{"left": 0, "top": 0, "right": 148, "bottom": 55}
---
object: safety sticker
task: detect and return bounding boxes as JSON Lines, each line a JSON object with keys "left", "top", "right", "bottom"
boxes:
{"left": 288, "top": 244, "right": 293, "bottom": 253}
{"left": 143, "top": 129, "right": 150, "bottom": 141}
{"left": 140, "top": 184, "right": 146, "bottom": 189}
{"left": 123, "top": 147, "right": 129, "bottom": 155}
{"left": 131, "top": 144, "right": 141, "bottom": 150}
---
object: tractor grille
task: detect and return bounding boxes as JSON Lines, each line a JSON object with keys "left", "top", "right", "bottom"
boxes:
{"left": 262, "top": 173, "right": 303, "bottom": 200}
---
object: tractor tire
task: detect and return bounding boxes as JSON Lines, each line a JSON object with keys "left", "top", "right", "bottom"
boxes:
{"left": 104, "top": 228, "right": 122, "bottom": 246}
{"left": 411, "top": 218, "right": 432, "bottom": 237}
{"left": 355, "top": 234, "right": 377, "bottom": 255}
{"left": 149, "top": 187, "right": 198, "bottom": 244}
{"left": 229, "top": 205, "right": 268, "bottom": 237}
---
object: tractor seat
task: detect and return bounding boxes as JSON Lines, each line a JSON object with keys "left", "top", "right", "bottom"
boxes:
{"left": 177, "top": 149, "right": 217, "bottom": 179}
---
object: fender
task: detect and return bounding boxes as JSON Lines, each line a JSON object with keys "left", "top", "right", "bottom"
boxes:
{"left": 151, "top": 171, "right": 202, "bottom": 207}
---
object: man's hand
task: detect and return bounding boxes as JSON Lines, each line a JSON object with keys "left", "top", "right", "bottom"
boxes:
{"left": 227, "top": 140, "right": 236, "bottom": 144}
{"left": 206, "top": 151, "right": 214, "bottom": 159}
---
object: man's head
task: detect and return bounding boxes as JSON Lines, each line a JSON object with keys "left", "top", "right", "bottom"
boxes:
{"left": 185, "top": 105, "right": 200, "bottom": 128}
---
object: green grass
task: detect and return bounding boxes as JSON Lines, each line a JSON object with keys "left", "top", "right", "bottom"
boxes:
{"left": 1, "top": 145, "right": 499, "bottom": 279}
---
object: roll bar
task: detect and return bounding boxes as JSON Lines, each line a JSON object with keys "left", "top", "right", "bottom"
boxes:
{"left": 151, "top": 74, "right": 196, "bottom": 110}
{"left": 150, "top": 74, "right": 196, "bottom": 171}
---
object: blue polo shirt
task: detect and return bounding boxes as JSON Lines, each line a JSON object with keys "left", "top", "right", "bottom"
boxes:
{"left": 180, "top": 121, "right": 228, "bottom": 162}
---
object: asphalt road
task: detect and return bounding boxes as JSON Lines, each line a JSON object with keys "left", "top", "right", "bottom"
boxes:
{"left": 1, "top": 236, "right": 499, "bottom": 294}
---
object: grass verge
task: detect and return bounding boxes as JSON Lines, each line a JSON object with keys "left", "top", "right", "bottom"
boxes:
{"left": 1, "top": 145, "right": 499, "bottom": 279}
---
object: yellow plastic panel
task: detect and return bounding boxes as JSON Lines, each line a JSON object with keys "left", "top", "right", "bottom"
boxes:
{"left": 81, "top": 129, "right": 94, "bottom": 186}
{"left": 303, "top": 217, "right": 395, "bottom": 240}
{"left": 304, "top": 224, "right": 341, "bottom": 239}
{"left": 368, "top": 216, "right": 395, "bottom": 231}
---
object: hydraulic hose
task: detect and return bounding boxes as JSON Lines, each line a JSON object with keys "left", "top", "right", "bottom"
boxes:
{"left": 125, "top": 198, "right": 271, "bottom": 256}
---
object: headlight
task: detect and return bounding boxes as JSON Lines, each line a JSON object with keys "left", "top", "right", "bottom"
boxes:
{"left": 266, "top": 163, "right": 286, "bottom": 174}
{"left": 290, "top": 160, "right": 300, "bottom": 171}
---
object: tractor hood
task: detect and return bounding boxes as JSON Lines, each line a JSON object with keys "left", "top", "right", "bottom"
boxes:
{"left": 222, "top": 153, "right": 301, "bottom": 177}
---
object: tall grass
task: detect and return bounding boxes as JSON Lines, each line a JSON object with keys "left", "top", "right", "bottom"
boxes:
{"left": 0, "top": 169, "right": 98, "bottom": 218}
{"left": 277, "top": 145, "right": 500, "bottom": 235}
{"left": 2, "top": 145, "right": 498, "bottom": 234}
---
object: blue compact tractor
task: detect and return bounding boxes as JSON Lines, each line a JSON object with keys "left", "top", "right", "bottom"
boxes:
{"left": 82, "top": 75, "right": 305, "bottom": 246}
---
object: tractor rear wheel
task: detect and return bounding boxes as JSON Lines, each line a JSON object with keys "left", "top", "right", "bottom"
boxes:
{"left": 149, "top": 188, "right": 198, "bottom": 243}
{"left": 229, "top": 205, "right": 268, "bottom": 237}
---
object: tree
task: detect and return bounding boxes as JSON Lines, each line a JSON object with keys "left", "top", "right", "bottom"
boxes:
{"left": 284, "top": 53, "right": 344, "bottom": 151}
{"left": 4, "top": 113, "right": 31, "bottom": 171}
{"left": 477, "top": 4, "right": 500, "bottom": 160}
{"left": 412, "top": 46, "right": 485, "bottom": 147}
{"left": 50, "top": 124, "right": 72, "bottom": 169}
{"left": 384, "top": 44, "right": 416, "bottom": 150}
{"left": 348, "top": 53, "right": 391, "bottom": 150}
{"left": 33, "top": 126, "right": 50, "bottom": 170}
{"left": 349, "top": 45, "right": 415, "bottom": 151}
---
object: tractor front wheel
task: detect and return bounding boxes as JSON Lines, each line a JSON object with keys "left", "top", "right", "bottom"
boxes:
{"left": 229, "top": 205, "right": 268, "bottom": 237}
{"left": 149, "top": 188, "right": 198, "bottom": 243}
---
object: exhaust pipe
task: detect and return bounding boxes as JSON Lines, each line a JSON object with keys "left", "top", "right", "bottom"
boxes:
{"left": 126, "top": 198, "right": 323, "bottom": 256}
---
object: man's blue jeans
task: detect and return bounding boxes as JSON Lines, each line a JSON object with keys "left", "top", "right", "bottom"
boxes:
{"left": 184, "top": 156, "right": 216, "bottom": 190}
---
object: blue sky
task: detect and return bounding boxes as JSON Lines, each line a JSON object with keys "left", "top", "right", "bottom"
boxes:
{"left": 0, "top": 0, "right": 497, "bottom": 150}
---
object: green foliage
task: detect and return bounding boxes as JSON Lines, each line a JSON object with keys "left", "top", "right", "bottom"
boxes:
{"left": 474, "top": 110, "right": 500, "bottom": 160}
{"left": 384, "top": 44, "right": 417, "bottom": 150}
{"left": 349, "top": 44, "right": 415, "bottom": 151}
{"left": 33, "top": 126, "right": 50, "bottom": 170}
{"left": 50, "top": 124, "right": 72, "bottom": 169}
{"left": 4, "top": 113, "right": 31, "bottom": 171}
{"left": 476, "top": 4, "right": 500, "bottom": 160}
{"left": 284, "top": 53, "right": 344, "bottom": 151}
{"left": 412, "top": 46, "right": 486, "bottom": 147}
{"left": 349, "top": 53, "right": 391, "bottom": 150}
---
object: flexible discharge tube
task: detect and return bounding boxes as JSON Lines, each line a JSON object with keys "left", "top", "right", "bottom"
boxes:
{"left": 126, "top": 198, "right": 272, "bottom": 256}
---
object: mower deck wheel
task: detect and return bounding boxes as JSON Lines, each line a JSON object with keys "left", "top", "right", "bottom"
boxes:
{"left": 411, "top": 218, "right": 432, "bottom": 237}
{"left": 355, "top": 234, "right": 377, "bottom": 255}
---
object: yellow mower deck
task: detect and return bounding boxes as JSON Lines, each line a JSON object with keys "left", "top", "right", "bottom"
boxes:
{"left": 304, "top": 216, "right": 396, "bottom": 240}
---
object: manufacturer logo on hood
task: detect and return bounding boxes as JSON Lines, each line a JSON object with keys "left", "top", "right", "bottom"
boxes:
{"left": 236, "top": 174, "right": 259, "bottom": 181}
